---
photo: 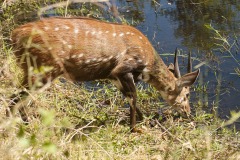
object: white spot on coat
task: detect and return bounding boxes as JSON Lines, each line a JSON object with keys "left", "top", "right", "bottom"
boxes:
{"left": 103, "top": 58, "right": 108, "bottom": 62}
{"left": 54, "top": 27, "right": 59, "bottom": 31}
{"left": 119, "top": 33, "right": 124, "bottom": 37}
{"left": 74, "top": 29, "right": 79, "bottom": 34}
{"left": 85, "top": 31, "right": 90, "bottom": 35}
{"left": 68, "top": 45, "right": 72, "bottom": 49}
{"left": 128, "top": 58, "right": 133, "bottom": 61}
{"left": 113, "top": 33, "right": 117, "bottom": 37}
{"left": 64, "top": 26, "right": 70, "bottom": 30}
{"left": 120, "top": 49, "right": 127, "bottom": 56}
{"left": 62, "top": 40, "right": 67, "bottom": 45}
{"left": 108, "top": 56, "right": 113, "bottom": 60}
{"left": 44, "top": 27, "right": 49, "bottom": 31}
{"left": 85, "top": 59, "right": 91, "bottom": 64}
{"left": 77, "top": 60, "right": 83, "bottom": 64}
{"left": 71, "top": 55, "right": 77, "bottom": 58}
{"left": 78, "top": 53, "right": 83, "bottom": 58}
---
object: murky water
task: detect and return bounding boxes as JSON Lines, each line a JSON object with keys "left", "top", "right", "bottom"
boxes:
{"left": 116, "top": 0, "right": 240, "bottom": 123}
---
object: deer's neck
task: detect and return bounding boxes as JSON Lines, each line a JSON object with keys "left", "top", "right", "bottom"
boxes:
{"left": 147, "top": 55, "right": 176, "bottom": 97}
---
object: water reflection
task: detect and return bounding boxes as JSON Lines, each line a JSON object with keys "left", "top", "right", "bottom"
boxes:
{"left": 121, "top": 0, "right": 239, "bottom": 51}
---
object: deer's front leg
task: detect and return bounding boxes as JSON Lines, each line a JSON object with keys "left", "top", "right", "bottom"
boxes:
{"left": 113, "top": 73, "right": 138, "bottom": 132}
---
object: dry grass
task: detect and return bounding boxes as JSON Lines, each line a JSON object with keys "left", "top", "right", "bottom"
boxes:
{"left": 0, "top": 62, "right": 239, "bottom": 159}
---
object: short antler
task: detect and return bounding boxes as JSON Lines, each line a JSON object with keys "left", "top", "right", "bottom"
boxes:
{"left": 174, "top": 48, "right": 181, "bottom": 78}
{"left": 188, "top": 51, "right": 192, "bottom": 73}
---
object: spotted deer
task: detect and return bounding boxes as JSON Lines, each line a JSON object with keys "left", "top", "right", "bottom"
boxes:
{"left": 9, "top": 17, "right": 199, "bottom": 132}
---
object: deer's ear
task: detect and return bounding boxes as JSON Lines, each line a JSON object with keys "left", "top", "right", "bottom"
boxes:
{"left": 175, "top": 69, "right": 200, "bottom": 92}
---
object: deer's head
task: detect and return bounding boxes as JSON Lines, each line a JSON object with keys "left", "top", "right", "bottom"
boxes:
{"left": 166, "top": 49, "right": 199, "bottom": 117}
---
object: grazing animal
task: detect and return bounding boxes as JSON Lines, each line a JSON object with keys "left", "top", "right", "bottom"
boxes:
{"left": 9, "top": 17, "right": 199, "bottom": 132}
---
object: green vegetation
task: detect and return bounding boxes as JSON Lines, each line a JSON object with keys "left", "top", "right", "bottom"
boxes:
{"left": 0, "top": 1, "right": 239, "bottom": 159}
{"left": 0, "top": 79, "right": 239, "bottom": 159}
{"left": 205, "top": 23, "right": 240, "bottom": 76}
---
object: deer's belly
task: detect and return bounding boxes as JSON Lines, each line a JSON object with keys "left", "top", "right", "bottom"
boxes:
{"left": 64, "top": 60, "right": 116, "bottom": 81}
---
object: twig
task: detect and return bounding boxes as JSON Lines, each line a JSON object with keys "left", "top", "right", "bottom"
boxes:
{"left": 64, "top": 121, "right": 113, "bottom": 159}
{"left": 38, "top": 0, "right": 110, "bottom": 17}
{"left": 155, "top": 119, "right": 184, "bottom": 143}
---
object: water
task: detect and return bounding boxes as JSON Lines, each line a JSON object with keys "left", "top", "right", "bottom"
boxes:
{"left": 116, "top": 0, "right": 240, "bottom": 124}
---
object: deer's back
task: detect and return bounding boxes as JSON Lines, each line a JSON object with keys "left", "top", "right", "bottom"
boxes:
{"left": 12, "top": 18, "right": 154, "bottom": 81}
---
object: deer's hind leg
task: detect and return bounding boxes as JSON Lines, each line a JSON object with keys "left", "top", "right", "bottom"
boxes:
{"left": 7, "top": 85, "right": 29, "bottom": 122}
{"left": 7, "top": 73, "right": 31, "bottom": 122}
{"left": 7, "top": 65, "right": 62, "bottom": 122}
